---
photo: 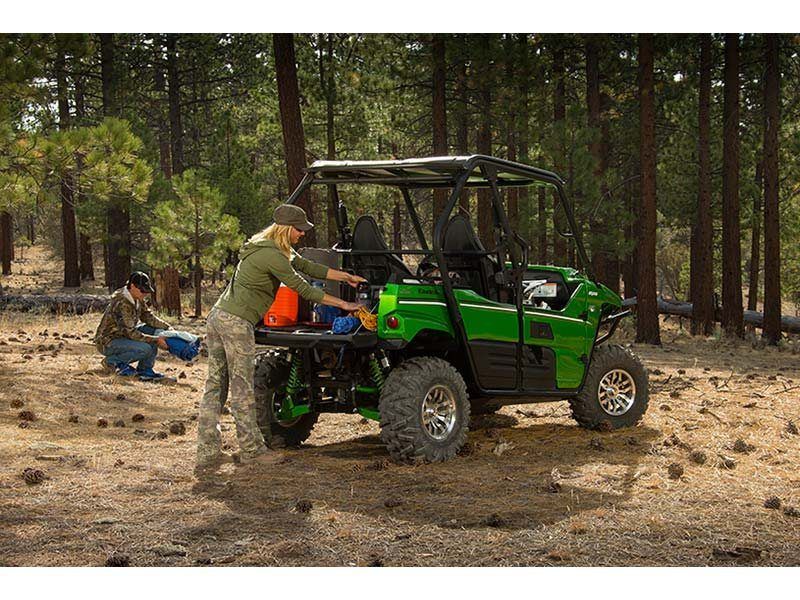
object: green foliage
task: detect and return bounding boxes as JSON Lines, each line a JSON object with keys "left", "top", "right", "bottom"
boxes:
{"left": 148, "top": 169, "right": 243, "bottom": 277}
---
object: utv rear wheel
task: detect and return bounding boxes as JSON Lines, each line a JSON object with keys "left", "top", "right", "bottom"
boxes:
{"left": 569, "top": 344, "right": 648, "bottom": 430}
{"left": 379, "top": 357, "right": 470, "bottom": 463}
{"left": 254, "top": 351, "right": 318, "bottom": 448}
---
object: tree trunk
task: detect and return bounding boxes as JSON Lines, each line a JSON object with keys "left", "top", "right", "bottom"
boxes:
{"left": 746, "top": 161, "right": 763, "bottom": 319}
{"left": 623, "top": 296, "right": 800, "bottom": 335}
{"left": 721, "top": 33, "right": 743, "bottom": 338}
{"left": 74, "top": 68, "right": 94, "bottom": 282}
{"left": 690, "top": 33, "right": 715, "bottom": 336}
{"left": 154, "top": 267, "right": 181, "bottom": 316}
{"left": 154, "top": 35, "right": 173, "bottom": 179}
{"left": 0, "top": 212, "right": 12, "bottom": 275}
{"left": 153, "top": 36, "right": 181, "bottom": 315}
{"left": 79, "top": 235, "right": 94, "bottom": 281}
{"left": 274, "top": 33, "right": 316, "bottom": 247}
{"left": 537, "top": 188, "right": 547, "bottom": 264}
{"left": 100, "top": 33, "right": 130, "bottom": 291}
{"left": 636, "top": 34, "right": 661, "bottom": 345}
{"left": 517, "top": 34, "right": 532, "bottom": 258}
{"left": 166, "top": 34, "right": 184, "bottom": 176}
{"left": 552, "top": 40, "right": 567, "bottom": 264}
{"left": 504, "top": 35, "right": 518, "bottom": 231}
{"left": 762, "top": 33, "right": 781, "bottom": 344}
{"left": 585, "top": 35, "right": 607, "bottom": 286}
{"left": 476, "top": 34, "right": 493, "bottom": 248}
{"left": 455, "top": 35, "right": 470, "bottom": 213}
{"left": 432, "top": 35, "right": 448, "bottom": 228}
{"left": 318, "top": 34, "right": 338, "bottom": 247}
{"left": 55, "top": 43, "right": 80, "bottom": 288}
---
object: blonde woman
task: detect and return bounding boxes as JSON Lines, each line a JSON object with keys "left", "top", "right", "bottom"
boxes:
{"left": 196, "top": 204, "right": 364, "bottom": 474}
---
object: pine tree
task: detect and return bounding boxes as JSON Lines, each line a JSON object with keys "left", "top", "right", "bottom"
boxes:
{"left": 149, "top": 169, "right": 243, "bottom": 317}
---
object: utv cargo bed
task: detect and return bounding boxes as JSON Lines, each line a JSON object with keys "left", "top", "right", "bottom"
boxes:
{"left": 254, "top": 324, "right": 379, "bottom": 349}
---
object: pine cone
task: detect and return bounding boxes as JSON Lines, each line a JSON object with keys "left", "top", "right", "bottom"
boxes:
{"left": 22, "top": 467, "right": 45, "bottom": 485}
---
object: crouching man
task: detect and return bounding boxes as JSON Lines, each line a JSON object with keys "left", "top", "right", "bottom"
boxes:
{"left": 94, "top": 271, "right": 171, "bottom": 380}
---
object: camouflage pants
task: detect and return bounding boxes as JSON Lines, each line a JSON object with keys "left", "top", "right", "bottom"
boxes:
{"left": 196, "top": 307, "right": 267, "bottom": 465}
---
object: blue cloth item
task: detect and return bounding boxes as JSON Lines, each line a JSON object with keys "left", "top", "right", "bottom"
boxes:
{"left": 332, "top": 316, "right": 361, "bottom": 334}
{"left": 165, "top": 336, "right": 201, "bottom": 361}
{"left": 314, "top": 304, "right": 341, "bottom": 324}
{"left": 140, "top": 325, "right": 202, "bottom": 362}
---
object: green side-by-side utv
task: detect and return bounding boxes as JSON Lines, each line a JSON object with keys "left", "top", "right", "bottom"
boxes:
{"left": 252, "top": 155, "right": 648, "bottom": 463}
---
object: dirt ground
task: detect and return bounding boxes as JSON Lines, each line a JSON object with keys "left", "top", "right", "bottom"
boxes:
{"left": 1, "top": 248, "right": 799, "bottom": 566}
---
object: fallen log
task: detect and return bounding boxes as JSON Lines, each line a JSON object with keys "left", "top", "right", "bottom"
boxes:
{"left": 0, "top": 293, "right": 110, "bottom": 315}
{"left": 622, "top": 296, "right": 800, "bottom": 334}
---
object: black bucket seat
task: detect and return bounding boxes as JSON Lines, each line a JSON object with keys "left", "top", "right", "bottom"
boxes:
{"left": 349, "top": 215, "right": 413, "bottom": 285}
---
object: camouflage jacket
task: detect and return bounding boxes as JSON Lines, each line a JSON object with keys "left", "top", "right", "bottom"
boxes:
{"left": 94, "top": 287, "right": 171, "bottom": 352}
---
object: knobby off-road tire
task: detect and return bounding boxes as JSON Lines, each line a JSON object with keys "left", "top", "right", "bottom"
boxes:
{"left": 569, "top": 344, "right": 649, "bottom": 430}
{"left": 379, "top": 356, "right": 470, "bottom": 463}
{"left": 254, "top": 351, "right": 318, "bottom": 448}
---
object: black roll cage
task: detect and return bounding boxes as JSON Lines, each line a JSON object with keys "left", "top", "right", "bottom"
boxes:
{"left": 285, "top": 155, "right": 595, "bottom": 397}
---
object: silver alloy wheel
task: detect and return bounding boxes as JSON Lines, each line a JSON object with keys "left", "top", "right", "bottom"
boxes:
{"left": 421, "top": 384, "right": 457, "bottom": 440}
{"left": 597, "top": 369, "right": 636, "bottom": 416}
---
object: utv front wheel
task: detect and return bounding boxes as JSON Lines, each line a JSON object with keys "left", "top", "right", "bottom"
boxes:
{"left": 254, "top": 352, "right": 318, "bottom": 448}
{"left": 569, "top": 344, "right": 649, "bottom": 430}
{"left": 379, "top": 357, "right": 470, "bottom": 463}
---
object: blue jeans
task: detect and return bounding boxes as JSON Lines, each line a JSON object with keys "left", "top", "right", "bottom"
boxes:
{"left": 103, "top": 325, "right": 162, "bottom": 371}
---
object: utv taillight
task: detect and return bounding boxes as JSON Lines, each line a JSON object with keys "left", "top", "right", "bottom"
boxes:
{"left": 386, "top": 315, "right": 399, "bottom": 329}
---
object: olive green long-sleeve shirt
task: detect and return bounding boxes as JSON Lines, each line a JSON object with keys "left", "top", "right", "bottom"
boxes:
{"left": 214, "top": 238, "right": 328, "bottom": 325}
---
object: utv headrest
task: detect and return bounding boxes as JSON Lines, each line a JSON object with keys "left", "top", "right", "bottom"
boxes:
{"left": 443, "top": 214, "right": 486, "bottom": 252}
{"left": 352, "top": 215, "right": 389, "bottom": 252}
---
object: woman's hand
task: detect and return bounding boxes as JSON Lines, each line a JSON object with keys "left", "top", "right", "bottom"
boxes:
{"left": 340, "top": 301, "right": 361, "bottom": 313}
{"left": 329, "top": 269, "right": 367, "bottom": 288}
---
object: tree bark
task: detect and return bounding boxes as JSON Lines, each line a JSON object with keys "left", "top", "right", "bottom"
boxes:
{"left": 690, "top": 34, "right": 715, "bottom": 336}
{"left": 517, "top": 34, "right": 533, "bottom": 259}
{"left": 476, "top": 34, "right": 493, "bottom": 248}
{"left": 762, "top": 34, "right": 781, "bottom": 344}
{"left": 100, "top": 33, "right": 130, "bottom": 291}
{"left": 274, "top": 33, "right": 316, "bottom": 247}
{"left": 0, "top": 212, "right": 12, "bottom": 275}
{"left": 154, "top": 35, "right": 173, "bottom": 179}
{"left": 721, "top": 33, "right": 743, "bottom": 338}
{"left": 0, "top": 293, "right": 110, "bottom": 314}
{"left": 153, "top": 36, "right": 181, "bottom": 315}
{"left": 636, "top": 34, "right": 661, "bottom": 345}
{"left": 747, "top": 161, "right": 763, "bottom": 318}
{"left": 455, "top": 35, "right": 470, "bottom": 213}
{"left": 318, "top": 34, "right": 338, "bottom": 247}
{"left": 504, "top": 35, "right": 518, "bottom": 231}
{"left": 55, "top": 42, "right": 80, "bottom": 288}
{"left": 585, "top": 35, "right": 607, "bottom": 287}
{"left": 74, "top": 68, "right": 94, "bottom": 282}
{"left": 166, "top": 34, "right": 184, "bottom": 176}
{"left": 552, "top": 40, "right": 567, "bottom": 264}
{"left": 432, "top": 35, "right": 448, "bottom": 228}
{"left": 154, "top": 267, "right": 181, "bottom": 316}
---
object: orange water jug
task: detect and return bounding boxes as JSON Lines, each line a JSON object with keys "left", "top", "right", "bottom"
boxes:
{"left": 265, "top": 285, "right": 300, "bottom": 326}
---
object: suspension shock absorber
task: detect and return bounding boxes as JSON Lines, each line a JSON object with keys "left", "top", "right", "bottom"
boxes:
{"left": 285, "top": 351, "right": 304, "bottom": 399}
{"left": 368, "top": 352, "right": 387, "bottom": 391}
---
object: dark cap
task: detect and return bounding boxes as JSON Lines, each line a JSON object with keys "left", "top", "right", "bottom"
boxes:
{"left": 273, "top": 204, "right": 314, "bottom": 231}
{"left": 127, "top": 271, "right": 155, "bottom": 294}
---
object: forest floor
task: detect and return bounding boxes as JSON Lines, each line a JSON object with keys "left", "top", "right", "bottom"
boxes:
{"left": 1, "top": 247, "right": 799, "bottom": 566}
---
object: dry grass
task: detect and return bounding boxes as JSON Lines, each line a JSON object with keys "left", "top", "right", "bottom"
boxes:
{"left": 1, "top": 249, "right": 800, "bottom": 566}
